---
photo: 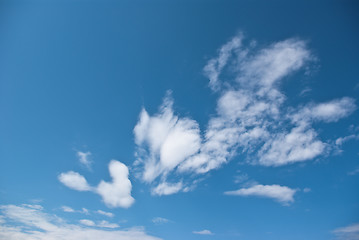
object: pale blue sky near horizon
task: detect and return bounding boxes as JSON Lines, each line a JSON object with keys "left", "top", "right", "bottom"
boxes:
{"left": 0, "top": 1, "right": 359, "bottom": 240}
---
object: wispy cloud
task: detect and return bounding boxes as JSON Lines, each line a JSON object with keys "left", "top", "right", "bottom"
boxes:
{"left": 80, "top": 219, "right": 96, "bottom": 226}
{"left": 133, "top": 33, "right": 356, "bottom": 195}
{"left": 151, "top": 181, "right": 183, "bottom": 196}
{"left": 61, "top": 206, "right": 75, "bottom": 212}
{"left": 152, "top": 217, "right": 170, "bottom": 224}
{"left": 203, "top": 33, "right": 243, "bottom": 91}
{"left": 224, "top": 184, "right": 297, "bottom": 205}
{"left": 0, "top": 204, "right": 160, "bottom": 240}
{"left": 59, "top": 161, "right": 135, "bottom": 208}
{"left": 77, "top": 151, "right": 92, "bottom": 170}
{"left": 193, "top": 229, "right": 214, "bottom": 235}
{"left": 348, "top": 167, "right": 359, "bottom": 176}
{"left": 333, "top": 223, "right": 359, "bottom": 240}
{"left": 61, "top": 206, "right": 90, "bottom": 215}
{"left": 98, "top": 220, "right": 120, "bottom": 229}
{"left": 96, "top": 210, "right": 114, "bottom": 218}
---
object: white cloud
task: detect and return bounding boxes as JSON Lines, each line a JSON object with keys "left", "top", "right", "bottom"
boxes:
{"left": 98, "top": 220, "right": 120, "bottom": 229}
{"left": 291, "top": 97, "right": 356, "bottom": 124}
{"left": 82, "top": 208, "right": 89, "bottom": 215}
{"left": 336, "top": 134, "right": 359, "bottom": 146}
{"left": 348, "top": 167, "right": 359, "bottom": 176}
{"left": 152, "top": 217, "right": 170, "bottom": 224}
{"left": 133, "top": 33, "right": 356, "bottom": 195}
{"left": 61, "top": 206, "right": 90, "bottom": 215}
{"left": 333, "top": 223, "right": 359, "bottom": 240}
{"left": 193, "top": 229, "right": 214, "bottom": 235}
{"left": 96, "top": 210, "right": 114, "bottom": 218}
{"left": 134, "top": 92, "right": 201, "bottom": 184}
{"left": 257, "top": 125, "right": 326, "bottom": 166}
{"left": 59, "top": 161, "right": 134, "bottom": 208}
{"left": 203, "top": 34, "right": 243, "bottom": 91}
{"left": 61, "top": 206, "right": 75, "bottom": 212}
{"left": 151, "top": 181, "right": 183, "bottom": 196}
{"left": 96, "top": 160, "right": 135, "bottom": 208}
{"left": 77, "top": 151, "right": 92, "bottom": 169}
{"left": 58, "top": 171, "right": 92, "bottom": 191}
{"left": 0, "top": 204, "right": 161, "bottom": 240}
{"left": 224, "top": 184, "right": 297, "bottom": 205}
{"left": 80, "top": 219, "right": 96, "bottom": 226}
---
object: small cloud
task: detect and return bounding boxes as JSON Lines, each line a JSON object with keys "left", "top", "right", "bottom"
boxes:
{"left": 224, "top": 184, "right": 297, "bottom": 205}
{"left": 21, "top": 204, "right": 43, "bottom": 210}
{"left": 77, "top": 151, "right": 92, "bottom": 170}
{"left": 336, "top": 134, "right": 359, "bottom": 146}
{"left": 333, "top": 223, "right": 359, "bottom": 240}
{"left": 79, "top": 219, "right": 96, "bottom": 227}
{"left": 299, "top": 87, "right": 312, "bottom": 96}
{"left": 193, "top": 230, "right": 214, "bottom": 235}
{"left": 96, "top": 210, "right": 114, "bottom": 218}
{"left": 234, "top": 173, "right": 249, "bottom": 184}
{"left": 61, "top": 206, "right": 75, "bottom": 212}
{"left": 81, "top": 208, "right": 89, "bottom": 215}
{"left": 152, "top": 217, "right": 170, "bottom": 224}
{"left": 348, "top": 167, "right": 359, "bottom": 176}
{"left": 303, "top": 188, "right": 311, "bottom": 193}
{"left": 98, "top": 220, "right": 120, "bottom": 229}
{"left": 151, "top": 181, "right": 183, "bottom": 196}
{"left": 58, "top": 171, "right": 92, "bottom": 191}
{"left": 96, "top": 160, "right": 135, "bottom": 208}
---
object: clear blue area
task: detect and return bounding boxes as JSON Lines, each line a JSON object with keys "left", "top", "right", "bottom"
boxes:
{"left": 0, "top": 1, "right": 358, "bottom": 240}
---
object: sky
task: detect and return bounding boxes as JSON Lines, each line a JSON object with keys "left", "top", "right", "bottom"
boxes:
{"left": 0, "top": 0, "right": 359, "bottom": 240}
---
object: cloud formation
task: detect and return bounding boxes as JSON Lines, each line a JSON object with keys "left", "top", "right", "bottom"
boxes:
{"left": 224, "top": 184, "right": 297, "bottom": 205}
{"left": 59, "top": 161, "right": 134, "bottom": 208}
{"left": 0, "top": 204, "right": 160, "bottom": 240}
{"left": 133, "top": 33, "right": 356, "bottom": 195}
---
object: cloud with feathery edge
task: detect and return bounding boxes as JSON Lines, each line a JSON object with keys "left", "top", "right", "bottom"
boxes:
{"left": 133, "top": 33, "right": 356, "bottom": 195}
{"left": 0, "top": 204, "right": 159, "bottom": 240}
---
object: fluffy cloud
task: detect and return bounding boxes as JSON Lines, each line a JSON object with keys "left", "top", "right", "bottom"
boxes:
{"left": 77, "top": 151, "right": 92, "bottom": 169}
{"left": 224, "top": 184, "right": 297, "bottom": 205}
{"left": 134, "top": 93, "right": 201, "bottom": 183}
{"left": 58, "top": 171, "right": 92, "bottom": 191}
{"left": 133, "top": 33, "right": 356, "bottom": 195}
{"left": 0, "top": 204, "right": 160, "bottom": 240}
{"left": 96, "top": 161, "right": 135, "bottom": 208}
{"left": 59, "top": 161, "right": 134, "bottom": 208}
{"left": 333, "top": 223, "right": 359, "bottom": 240}
{"left": 193, "top": 229, "right": 214, "bottom": 235}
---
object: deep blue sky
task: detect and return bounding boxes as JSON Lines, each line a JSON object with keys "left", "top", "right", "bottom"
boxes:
{"left": 1, "top": 1, "right": 359, "bottom": 240}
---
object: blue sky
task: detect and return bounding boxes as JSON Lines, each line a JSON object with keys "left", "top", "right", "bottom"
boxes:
{"left": 1, "top": 0, "right": 359, "bottom": 239}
